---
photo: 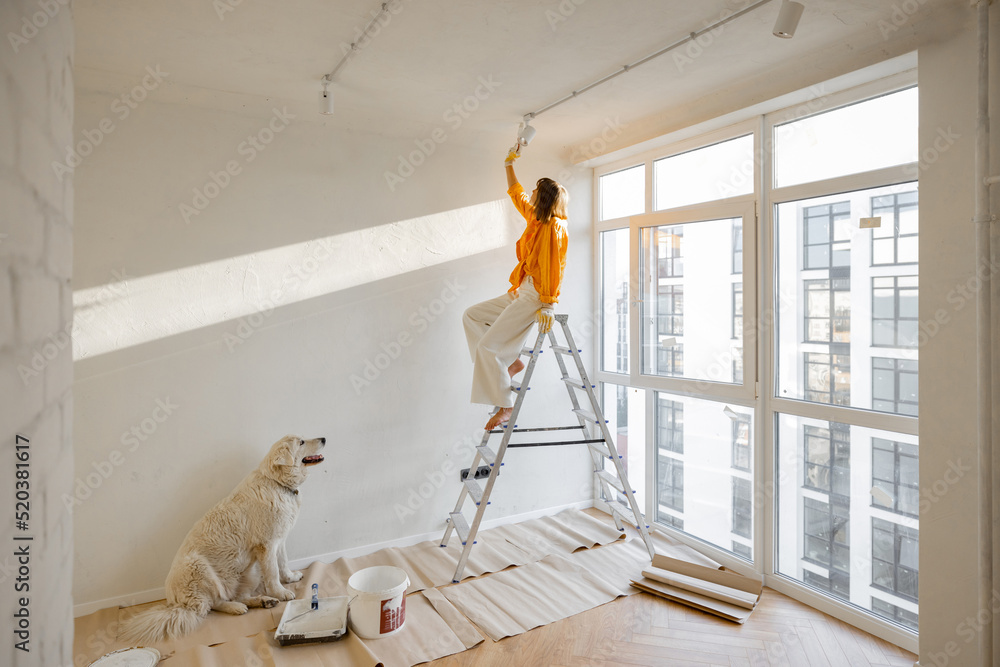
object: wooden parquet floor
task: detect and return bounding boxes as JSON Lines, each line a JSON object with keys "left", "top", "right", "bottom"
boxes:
{"left": 425, "top": 566, "right": 917, "bottom": 667}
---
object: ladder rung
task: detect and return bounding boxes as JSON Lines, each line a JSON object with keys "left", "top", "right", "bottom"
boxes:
{"left": 488, "top": 425, "right": 584, "bottom": 434}
{"left": 573, "top": 409, "right": 606, "bottom": 424}
{"left": 520, "top": 347, "right": 541, "bottom": 356}
{"left": 449, "top": 512, "right": 473, "bottom": 544}
{"left": 597, "top": 470, "right": 626, "bottom": 493}
{"left": 507, "top": 438, "right": 607, "bottom": 448}
{"left": 587, "top": 440, "right": 611, "bottom": 457}
{"left": 509, "top": 382, "right": 520, "bottom": 392}
{"left": 464, "top": 479, "right": 486, "bottom": 505}
{"left": 608, "top": 499, "right": 637, "bottom": 524}
{"left": 550, "top": 345, "right": 580, "bottom": 355}
{"left": 560, "top": 376, "right": 594, "bottom": 390}
{"left": 476, "top": 445, "right": 497, "bottom": 465}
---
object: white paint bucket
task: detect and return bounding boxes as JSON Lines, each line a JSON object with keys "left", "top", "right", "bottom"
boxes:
{"left": 347, "top": 566, "right": 409, "bottom": 639}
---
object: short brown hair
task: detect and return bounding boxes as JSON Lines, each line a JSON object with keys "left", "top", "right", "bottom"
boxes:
{"left": 534, "top": 178, "right": 568, "bottom": 223}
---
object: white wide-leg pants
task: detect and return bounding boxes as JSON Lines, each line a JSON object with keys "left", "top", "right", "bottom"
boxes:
{"left": 463, "top": 277, "right": 544, "bottom": 408}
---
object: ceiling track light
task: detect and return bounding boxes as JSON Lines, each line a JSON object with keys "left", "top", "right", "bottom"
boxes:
{"left": 319, "top": 76, "right": 334, "bottom": 115}
{"left": 773, "top": 0, "right": 805, "bottom": 38}
{"left": 519, "top": 0, "right": 794, "bottom": 126}
{"left": 518, "top": 116, "right": 537, "bottom": 146}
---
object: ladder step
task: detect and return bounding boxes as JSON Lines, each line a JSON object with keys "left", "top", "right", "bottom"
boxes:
{"left": 608, "top": 499, "right": 637, "bottom": 525}
{"left": 560, "top": 376, "right": 594, "bottom": 390}
{"left": 464, "top": 478, "right": 487, "bottom": 505}
{"left": 587, "top": 440, "right": 611, "bottom": 457}
{"left": 520, "top": 347, "right": 541, "bottom": 356}
{"left": 449, "top": 512, "right": 474, "bottom": 545}
{"left": 476, "top": 445, "right": 497, "bottom": 465}
{"left": 573, "top": 409, "right": 606, "bottom": 424}
{"left": 508, "top": 438, "right": 608, "bottom": 449}
{"left": 550, "top": 345, "right": 581, "bottom": 355}
{"left": 597, "top": 470, "right": 626, "bottom": 493}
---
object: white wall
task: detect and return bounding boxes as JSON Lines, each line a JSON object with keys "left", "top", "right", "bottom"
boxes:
{"left": 0, "top": 0, "right": 75, "bottom": 664}
{"left": 917, "top": 6, "right": 1000, "bottom": 666}
{"left": 70, "top": 75, "right": 595, "bottom": 609}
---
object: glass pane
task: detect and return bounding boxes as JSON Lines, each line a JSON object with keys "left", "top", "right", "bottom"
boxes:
{"left": 642, "top": 218, "right": 744, "bottom": 384}
{"left": 601, "top": 383, "right": 647, "bottom": 509}
{"left": 774, "top": 87, "right": 918, "bottom": 188}
{"left": 777, "top": 415, "right": 919, "bottom": 623}
{"left": 654, "top": 394, "right": 753, "bottom": 560}
{"left": 775, "top": 183, "right": 919, "bottom": 414}
{"left": 654, "top": 134, "right": 755, "bottom": 210}
{"left": 600, "top": 229, "right": 630, "bottom": 374}
{"left": 600, "top": 165, "right": 645, "bottom": 221}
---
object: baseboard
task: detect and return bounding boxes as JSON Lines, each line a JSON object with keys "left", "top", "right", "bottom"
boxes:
{"left": 73, "top": 499, "right": 594, "bottom": 618}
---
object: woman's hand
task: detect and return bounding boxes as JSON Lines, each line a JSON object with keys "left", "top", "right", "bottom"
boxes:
{"left": 536, "top": 307, "right": 554, "bottom": 334}
{"left": 504, "top": 144, "right": 521, "bottom": 166}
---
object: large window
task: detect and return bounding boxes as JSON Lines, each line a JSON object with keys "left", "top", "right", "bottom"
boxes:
{"left": 596, "top": 81, "right": 918, "bottom": 645}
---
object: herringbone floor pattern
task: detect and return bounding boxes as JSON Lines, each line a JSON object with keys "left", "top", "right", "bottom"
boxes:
{"left": 426, "top": 586, "right": 917, "bottom": 666}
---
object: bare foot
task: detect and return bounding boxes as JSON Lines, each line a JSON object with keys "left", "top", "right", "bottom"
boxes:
{"left": 485, "top": 407, "right": 512, "bottom": 431}
{"left": 507, "top": 359, "right": 525, "bottom": 378}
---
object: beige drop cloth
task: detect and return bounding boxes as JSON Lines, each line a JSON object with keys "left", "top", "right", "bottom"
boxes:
{"left": 74, "top": 509, "right": 623, "bottom": 665}
{"left": 440, "top": 531, "right": 721, "bottom": 642}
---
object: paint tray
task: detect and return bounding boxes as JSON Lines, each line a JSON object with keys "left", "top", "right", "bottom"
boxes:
{"left": 274, "top": 596, "right": 349, "bottom": 646}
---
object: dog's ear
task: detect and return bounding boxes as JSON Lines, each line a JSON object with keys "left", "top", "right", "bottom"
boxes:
{"left": 275, "top": 446, "right": 296, "bottom": 468}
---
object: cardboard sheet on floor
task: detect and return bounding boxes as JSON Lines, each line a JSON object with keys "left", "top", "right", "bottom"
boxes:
{"left": 488, "top": 508, "right": 626, "bottom": 559}
{"left": 440, "top": 553, "right": 625, "bottom": 642}
{"left": 630, "top": 553, "right": 763, "bottom": 624}
{"left": 165, "top": 590, "right": 483, "bottom": 667}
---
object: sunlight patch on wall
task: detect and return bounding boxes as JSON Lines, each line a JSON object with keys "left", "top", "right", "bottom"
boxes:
{"left": 73, "top": 199, "right": 517, "bottom": 358}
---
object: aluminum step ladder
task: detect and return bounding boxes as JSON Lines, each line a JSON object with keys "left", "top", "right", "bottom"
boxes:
{"left": 440, "top": 314, "right": 655, "bottom": 583}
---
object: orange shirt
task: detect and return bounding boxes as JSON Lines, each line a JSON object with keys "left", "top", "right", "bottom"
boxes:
{"left": 506, "top": 182, "right": 568, "bottom": 304}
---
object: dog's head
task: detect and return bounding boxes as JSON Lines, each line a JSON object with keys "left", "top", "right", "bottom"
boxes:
{"left": 263, "top": 435, "right": 326, "bottom": 490}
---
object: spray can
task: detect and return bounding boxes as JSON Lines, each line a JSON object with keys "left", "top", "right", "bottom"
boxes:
{"left": 311, "top": 583, "right": 319, "bottom": 610}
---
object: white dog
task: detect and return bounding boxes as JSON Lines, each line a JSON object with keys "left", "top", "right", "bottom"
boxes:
{"left": 120, "top": 435, "right": 326, "bottom": 644}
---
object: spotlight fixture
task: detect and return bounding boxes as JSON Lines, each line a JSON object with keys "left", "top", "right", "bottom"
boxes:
{"left": 517, "top": 118, "right": 537, "bottom": 146}
{"left": 773, "top": 0, "right": 804, "bottom": 38}
{"left": 319, "top": 76, "right": 334, "bottom": 115}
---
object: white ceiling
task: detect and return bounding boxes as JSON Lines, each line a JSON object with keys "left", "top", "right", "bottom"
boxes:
{"left": 75, "top": 0, "right": 967, "bottom": 158}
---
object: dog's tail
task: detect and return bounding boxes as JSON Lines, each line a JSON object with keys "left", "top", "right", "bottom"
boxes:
{"left": 118, "top": 602, "right": 205, "bottom": 644}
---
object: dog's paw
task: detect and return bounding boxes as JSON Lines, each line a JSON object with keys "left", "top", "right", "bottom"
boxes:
{"left": 281, "top": 570, "right": 303, "bottom": 583}
{"left": 272, "top": 587, "right": 296, "bottom": 602}
{"left": 215, "top": 601, "right": 248, "bottom": 615}
{"left": 261, "top": 596, "right": 279, "bottom": 609}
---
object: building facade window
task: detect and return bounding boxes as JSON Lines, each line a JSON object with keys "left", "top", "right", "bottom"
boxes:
{"left": 872, "top": 518, "right": 919, "bottom": 602}
{"left": 872, "top": 597, "right": 919, "bottom": 632}
{"left": 658, "top": 227, "right": 683, "bottom": 277}
{"left": 732, "top": 477, "right": 752, "bottom": 538}
{"left": 804, "top": 278, "right": 851, "bottom": 344}
{"left": 657, "top": 456, "right": 684, "bottom": 512}
{"left": 803, "top": 424, "right": 851, "bottom": 498}
{"left": 803, "top": 497, "right": 851, "bottom": 601}
{"left": 872, "top": 357, "right": 919, "bottom": 416}
{"left": 871, "top": 438, "right": 919, "bottom": 518}
{"left": 661, "top": 514, "right": 684, "bottom": 531}
{"left": 732, "top": 415, "right": 751, "bottom": 471}
{"left": 804, "top": 351, "right": 851, "bottom": 406}
{"left": 658, "top": 345, "right": 684, "bottom": 376}
{"left": 803, "top": 201, "right": 852, "bottom": 270}
{"left": 871, "top": 191, "right": 918, "bottom": 266}
{"left": 657, "top": 398, "right": 684, "bottom": 454}
{"left": 872, "top": 276, "right": 919, "bottom": 348}
{"left": 732, "top": 283, "right": 743, "bottom": 339}
{"left": 732, "top": 541, "right": 752, "bottom": 559}
{"left": 733, "top": 352, "right": 744, "bottom": 385}
{"left": 658, "top": 285, "right": 684, "bottom": 336}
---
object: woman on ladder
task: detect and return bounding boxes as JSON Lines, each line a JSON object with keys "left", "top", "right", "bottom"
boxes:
{"left": 463, "top": 144, "right": 570, "bottom": 431}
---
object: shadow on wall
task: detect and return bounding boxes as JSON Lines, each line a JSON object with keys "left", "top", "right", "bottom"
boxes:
{"left": 71, "top": 198, "right": 519, "bottom": 360}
